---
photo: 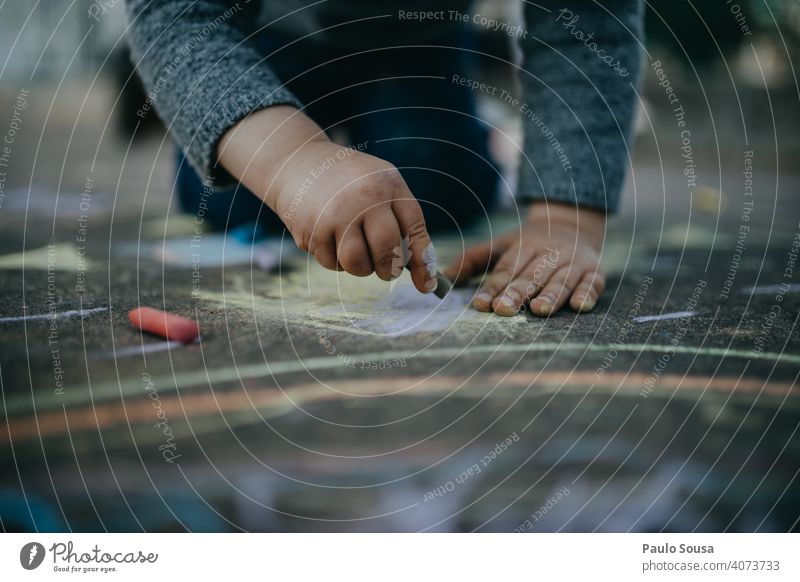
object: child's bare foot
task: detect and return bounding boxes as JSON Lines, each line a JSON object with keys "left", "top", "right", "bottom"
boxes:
{"left": 443, "top": 202, "right": 606, "bottom": 317}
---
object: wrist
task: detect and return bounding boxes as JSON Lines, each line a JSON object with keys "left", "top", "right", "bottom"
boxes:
{"left": 526, "top": 201, "right": 605, "bottom": 244}
{"left": 527, "top": 200, "right": 605, "bottom": 225}
{"left": 268, "top": 140, "right": 350, "bottom": 215}
{"left": 217, "top": 105, "right": 329, "bottom": 209}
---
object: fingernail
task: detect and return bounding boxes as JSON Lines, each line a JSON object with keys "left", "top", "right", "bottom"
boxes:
{"left": 425, "top": 278, "right": 438, "bottom": 293}
{"left": 578, "top": 297, "right": 595, "bottom": 312}
{"left": 535, "top": 296, "right": 554, "bottom": 315}
{"left": 498, "top": 296, "right": 516, "bottom": 311}
{"left": 475, "top": 292, "right": 493, "bottom": 305}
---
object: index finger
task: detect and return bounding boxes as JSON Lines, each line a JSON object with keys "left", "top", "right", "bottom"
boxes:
{"left": 391, "top": 197, "right": 438, "bottom": 294}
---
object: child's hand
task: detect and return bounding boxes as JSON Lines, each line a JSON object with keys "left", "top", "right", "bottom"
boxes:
{"left": 218, "top": 106, "right": 438, "bottom": 294}
{"left": 271, "top": 141, "right": 438, "bottom": 293}
{"left": 444, "top": 202, "right": 605, "bottom": 317}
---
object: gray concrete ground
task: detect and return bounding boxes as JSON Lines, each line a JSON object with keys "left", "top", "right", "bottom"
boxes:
{"left": 0, "top": 74, "right": 799, "bottom": 532}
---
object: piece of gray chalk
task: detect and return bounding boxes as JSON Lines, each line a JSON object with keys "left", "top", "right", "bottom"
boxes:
{"left": 433, "top": 271, "right": 453, "bottom": 299}
{"left": 403, "top": 265, "right": 453, "bottom": 299}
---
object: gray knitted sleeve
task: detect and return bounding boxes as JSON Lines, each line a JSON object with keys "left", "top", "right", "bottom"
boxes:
{"left": 518, "top": 0, "right": 644, "bottom": 213}
{"left": 125, "top": 0, "right": 302, "bottom": 186}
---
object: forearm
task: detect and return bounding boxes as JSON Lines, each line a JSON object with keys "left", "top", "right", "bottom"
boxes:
{"left": 216, "top": 106, "right": 329, "bottom": 209}
{"left": 125, "top": 0, "right": 302, "bottom": 185}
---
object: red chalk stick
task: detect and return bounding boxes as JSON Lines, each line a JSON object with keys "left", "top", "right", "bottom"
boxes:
{"left": 128, "top": 307, "right": 200, "bottom": 344}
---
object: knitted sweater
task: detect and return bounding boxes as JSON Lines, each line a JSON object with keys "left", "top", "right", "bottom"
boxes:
{"left": 125, "top": 0, "right": 644, "bottom": 212}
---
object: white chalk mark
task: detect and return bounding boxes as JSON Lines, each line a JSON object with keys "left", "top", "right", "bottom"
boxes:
{"left": 253, "top": 244, "right": 282, "bottom": 271}
{"left": 344, "top": 283, "right": 470, "bottom": 336}
{"left": 633, "top": 311, "right": 697, "bottom": 323}
{"left": 739, "top": 283, "right": 800, "bottom": 295}
{"left": 102, "top": 340, "right": 187, "bottom": 358}
{"left": 0, "top": 306, "right": 108, "bottom": 323}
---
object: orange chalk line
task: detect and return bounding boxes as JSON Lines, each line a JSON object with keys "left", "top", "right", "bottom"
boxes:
{"left": 2, "top": 372, "right": 796, "bottom": 444}
{"left": 6, "top": 342, "right": 799, "bottom": 417}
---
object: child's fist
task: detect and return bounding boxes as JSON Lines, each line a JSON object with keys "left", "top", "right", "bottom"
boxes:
{"left": 272, "top": 141, "right": 439, "bottom": 294}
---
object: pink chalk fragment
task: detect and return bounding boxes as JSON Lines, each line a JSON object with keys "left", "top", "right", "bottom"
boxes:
{"left": 128, "top": 307, "right": 199, "bottom": 344}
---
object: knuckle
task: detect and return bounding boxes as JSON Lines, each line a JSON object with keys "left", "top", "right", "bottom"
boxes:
{"left": 405, "top": 218, "right": 429, "bottom": 243}
{"left": 580, "top": 271, "right": 604, "bottom": 289}
{"left": 592, "top": 273, "right": 607, "bottom": 288}
{"left": 506, "top": 280, "right": 526, "bottom": 294}
{"left": 533, "top": 256, "right": 556, "bottom": 272}
{"left": 502, "top": 286, "right": 524, "bottom": 302}
{"left": 525, "top": 265, "right": 550, "bottom": 286}
{"left": 374, "top": 247, "right": 399, "bottom": 271}
{"left": 550, "top": 270, "right": 571, "bottom": 285}
{"left": 541, "top": 280, "right": 561, "bottom": 295}
{"left": 518, "top": 279, "right": 542, "bottom": 296}
{"left": 482, "top": 281, "right": 505, "bottom": 294}
{"left": 382, "top": 166, "right": 406, "bottom": 190}
{"left": 489, "top": 267, "right": 513, "bottom": 281}
{"left": 360, "top": 167, "right": 405, "bottom": 202}
{"left": 555, "top": 286, "right": 573, "bottom": 301}
{"left": 583, "top": 289, "right": 599, "bottom": 300}
{"left": 354, "top": 190, "right": 389, "bottom": 213}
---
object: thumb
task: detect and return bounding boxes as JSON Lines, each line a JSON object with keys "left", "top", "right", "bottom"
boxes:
{"left": 443, "top": 240, "right": 498, "bottom": 286}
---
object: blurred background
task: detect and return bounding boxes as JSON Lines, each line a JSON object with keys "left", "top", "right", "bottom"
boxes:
{"left": 1, "top": 0, "right": 798, "bottom": 211}
{"left": 1, "top": 0, "right": 799, "bottom": 221}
